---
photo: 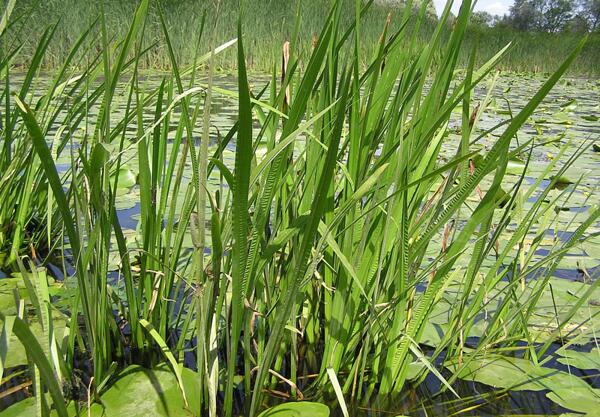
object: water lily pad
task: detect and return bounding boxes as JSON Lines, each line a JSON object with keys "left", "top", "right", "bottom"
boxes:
{"left": 421, "top": 321, "right": 447, "bottom": 347}
{"left": 88, "top": 364, "right": 200, "bottom": 417}
{"left": 547, "top": 387, "right": 600, "bottom": 414}
{"left": 582, "top": 115, "right": 598, "bottom": 122}
{"left": 582, "top": 235, "right": 600, "bottom": 259}
{"left": 0, "top": 398, "right": 36, "bottom": 417}
{"left": 0, "top": 277, "right": 26, "bottom": 314}
{"left": 550, "top": 175, "right": 574, "bottom": 190}
{"left": 557, "top": 347, "right": 600, "bottom": 370}
{"left": 495, "top": 187, "right": 512, "bottom": 208}
{"left": 551, "top": 111, "right": 574, "bottom": 125}
{"left": 257, "top": 402, "right": 330, "bottom": 417}
{"left": 406, "top": 361, "right": 427, "bottom": 381}
{"left": 506, "top": 159, "right": 526, "bottom": 175}
{"left": 447, "top": 354, "right": 590, "bottom": 392}
{"left": 0, "top": 398, "right": 78, "bottom": 417}
{"left": 0, "top": 365, "right": 202, "bottom": 417}
{"left": 560, "top": 99, "right": 578, "bottom": 111}
{"left": 112, "top": 166, "right": 137, "bottom": 190}
{"left": 2, "top": 316, "right": 68, "bottom": 369}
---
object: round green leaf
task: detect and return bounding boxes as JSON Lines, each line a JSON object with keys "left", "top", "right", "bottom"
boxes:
{"left": 112, "top": 166, "right": 137, "bottom": 189}
{"left": 257, "top": 402, "right": 330, "bottom": 417}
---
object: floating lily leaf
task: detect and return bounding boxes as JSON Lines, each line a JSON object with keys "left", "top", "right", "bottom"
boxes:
{"left": 582, "top": 115, "right": 598, "bottom": 122}
{"left": 421, "top": 321, "right": 447, "bottom": 347}
{"left": 582, "top": 235, "right": 600, "bottom": 259}
{"left": 2, "top": 317, "right": 67, "bottom": 369}
{"left": 87, "top": 364, "right": 199, "bottom": 417}
{"left": 506, "top": 159, "right": 526, "bottom": 175}
{"left": 447, "top": 354, "right": 590, "bottom": 392}
{"left": 551, "top": 111, "right": 574, "bottom": 125}
{"left": 112, "top": 166, "right": 138, "bottom": 190}
{"left": 0, "top": 398, "right": 77, "bottom": 417}
{"left": 115, "top": 191, "right": 139, "bottom": 211}
{"left": 559, "top": 99, "right": 578, "bottom": 112}
{"left": 557, "top": 347, "right": 600, "bottom": 370}
{"left": 547, "top": 387, "right": 600, "bottom": 415}
{"left": 0, "top": 398, "right": 36, "bottom": 417}
{"left": 495, "top": 187, "right": 512, "bottom": 209}
{"left": 406, "top": 361, "right": 427, "bottom": 381}
{"left": 556, "top": 255, "right": 597, "bottom": 272}
{"left": 550, "top": 175, "right": 574, "bottom": 190}
{"left": 257, "top": 402, "right": 330, "bottom": 417}
{"left": 0, "top": 277, "right": 26, "bottom": 315}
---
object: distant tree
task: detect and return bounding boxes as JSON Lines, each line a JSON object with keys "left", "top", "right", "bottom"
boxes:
{"left": 494, "top": 14, "right": 515, "bottom": 29}
{"left": 470, "top": 11, "right": 494, "bottom": 27}
{"left": 579, "top": 0, "right": 600, "bottom": 30}
{"left": 509, "top": 0, "right": 575, "bottom": 31}
{"left": 509, "top": 0, "right": 539, "bottom": 30}
{"left": 539, "top": 0, "right": 575, "bottom": 31}
{"left": 564, "top": 13, "right": 592, "bottom": 31}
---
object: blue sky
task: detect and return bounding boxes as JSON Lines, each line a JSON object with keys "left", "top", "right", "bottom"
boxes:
{"left": 432, "top": 0, "right": 513, "bottom": 17}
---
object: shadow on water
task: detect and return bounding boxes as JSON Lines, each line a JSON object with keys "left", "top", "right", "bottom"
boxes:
{"left": 340, "top": 378, "right": 571, "bottom": 416}
{"left": 314, "top": 341, "right": 600, "bottom": 416}
{"left": 0, "top": 366, "right": 30, "bottom": 410}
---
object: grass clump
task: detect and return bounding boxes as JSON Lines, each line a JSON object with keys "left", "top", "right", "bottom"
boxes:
{"left": 1, "top": 0, "right": 599, "bottom": 416}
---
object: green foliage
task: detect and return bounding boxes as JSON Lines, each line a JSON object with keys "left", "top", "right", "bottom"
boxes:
{"left": 557, "top": 346, "right": 600, "bottom": 369}
{"left": 1, "top": 1, "right": 599, "bottom": 417}
{"left": 547, "top": 387, "right": 600, "bottom": 415}
{"left": 447, "top": 354, "right": 593, "bottom": 392}
{"left": 509, "top": 0, "right": 575, "bottom": 32}
{"left": 467, "top": 26, "right": 599, "bottom": 76}
{"left": 3, "top": 0, "right": 599, "bottom": 75}
{"left": 0, "top": 364, "right": 200, "bottom": 417}
{"left": 257, "top": 402, "right": 330, "bottom": 417}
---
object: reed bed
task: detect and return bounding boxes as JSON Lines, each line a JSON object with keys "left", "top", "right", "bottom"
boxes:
{"left": 5, "top": 0, "right": 600, "bottom": 76}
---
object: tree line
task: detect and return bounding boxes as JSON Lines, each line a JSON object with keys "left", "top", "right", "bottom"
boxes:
{"left": 470, "top": 0, "right": 599, "bottom": 32}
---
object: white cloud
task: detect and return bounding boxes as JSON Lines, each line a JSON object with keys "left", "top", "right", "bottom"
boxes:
{"left": 475, "top": 0, "right": 511, "bottom": 15}
{"left": 432, "top": 0, "right": 512, "bottom": 17}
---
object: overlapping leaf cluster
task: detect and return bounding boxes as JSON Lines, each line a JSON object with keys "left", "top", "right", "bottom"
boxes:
{"left": 1, "top": 0, "right": 598, "bottom": 416}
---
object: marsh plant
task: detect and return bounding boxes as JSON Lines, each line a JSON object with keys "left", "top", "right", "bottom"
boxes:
{"left": 5, "top": 0, "right": 600, "bottom": 76}
{"left": 0, "top": 0, "right": 599, "bottom": 416}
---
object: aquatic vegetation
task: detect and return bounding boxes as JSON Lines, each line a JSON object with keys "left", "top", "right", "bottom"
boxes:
{"left": 5, "top": 0, "right": 600, "bottom": 76}
{"left": 257, "top": 402, "right": 330, "bottom": 417}
{"left": 0, "top": 0, "right": 599, "bottom": 416}
{"left": 0, "top": 3, "right": 106, "bottom": 268}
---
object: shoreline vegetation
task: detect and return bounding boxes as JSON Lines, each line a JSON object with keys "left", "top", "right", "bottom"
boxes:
{"left": 5, "top": 0, "right": 600, "bottom": 76}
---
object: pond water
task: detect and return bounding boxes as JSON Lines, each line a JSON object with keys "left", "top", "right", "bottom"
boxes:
{"left": 1, "top": 72, "right": 599, "bottom": 416}
{"left": 53, "top": 74, "right": 600, "bottom": 268}
{"left": 4, "top": 73, "right": 599, "bottom": 271}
